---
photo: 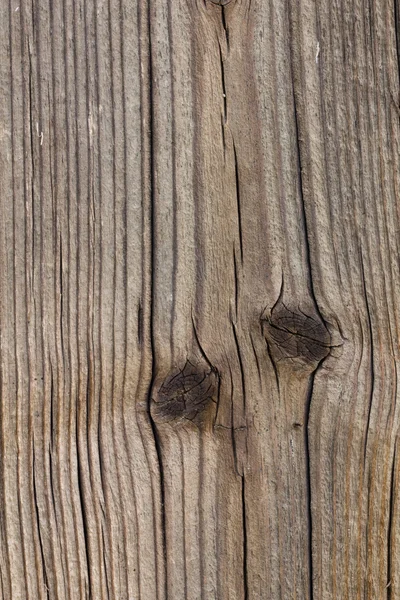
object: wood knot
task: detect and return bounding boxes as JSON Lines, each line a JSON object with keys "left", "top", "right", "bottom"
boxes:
{"left": 151, "top": 360, "right": 219, "bottom": 427}
{"left": 208, "top": 0, "right": 233, "bottom": 5}
{"left": 262, "top": 301, "right": 331, "bottom": 369}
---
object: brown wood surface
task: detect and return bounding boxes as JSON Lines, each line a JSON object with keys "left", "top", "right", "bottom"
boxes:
{"left": 1, "top": 0, "right": 400, "bottom": 598}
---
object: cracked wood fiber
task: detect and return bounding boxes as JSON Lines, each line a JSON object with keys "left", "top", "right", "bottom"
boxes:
{"left": 1, "top": 0, "right": 400, "bottom": 598}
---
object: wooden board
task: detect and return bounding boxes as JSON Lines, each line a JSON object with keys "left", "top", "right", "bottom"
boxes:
{"left": 1, "top": 0, "right": 400, "bottom": 597}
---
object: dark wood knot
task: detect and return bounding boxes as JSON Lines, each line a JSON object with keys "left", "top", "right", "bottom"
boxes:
{"left": 208, "top": 0, "right": 233, "bottom": 5}
{"left": 262, "top": 301, "right": 331, "bottom": 369}
{"left": 151, "top": 360, "right": 219, "bottom": 426}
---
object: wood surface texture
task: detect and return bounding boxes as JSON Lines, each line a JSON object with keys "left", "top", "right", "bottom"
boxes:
{"left": 1, "top": 0, "right": 400, "bottom": 598}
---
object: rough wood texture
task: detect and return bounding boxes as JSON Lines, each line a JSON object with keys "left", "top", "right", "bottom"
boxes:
{"left": 1, "top": 0, "right": 400, "bottom": 598}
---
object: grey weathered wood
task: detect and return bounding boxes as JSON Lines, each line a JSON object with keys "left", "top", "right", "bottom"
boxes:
{"left": 1, "top": 0, "right": 400, "bottom": 598}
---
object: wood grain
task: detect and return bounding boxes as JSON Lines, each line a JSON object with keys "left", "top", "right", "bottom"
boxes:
{"left": 0, "top": 0, "right": 400, "bottom": 598}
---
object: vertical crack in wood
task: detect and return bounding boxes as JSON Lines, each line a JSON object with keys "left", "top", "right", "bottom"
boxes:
{"left": 232, "top": 141, "right": 243, "bottom": 265}
{"left": 232, "top": 247, "right": 240, "bottom": 321}
{"left": 76, "top": 396, "right": 91, "bottom": 596}
{"left": 231, "top": 320, "right": 246, "bottom": 416}
{"left": 137, "top": 301, "right": 143, "bottom": 346}
{"left": 221, "top": 4, "right": 230, "bottom": 51}
{"left": 360, "top": 250, "right": 375, "bottom": 468}
{"left": 218, "top": 41, "right": 228, "bottom": 123}
{"left": 304, "top": 374, "right": 316, "bottom": 600}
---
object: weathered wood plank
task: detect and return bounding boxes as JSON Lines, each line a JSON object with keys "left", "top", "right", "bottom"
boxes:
{"left": 1, "top": 0, "right": 400, "bottom": 598}
{"left": 1, "top": 1, "right": 161, "bottom": 598}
